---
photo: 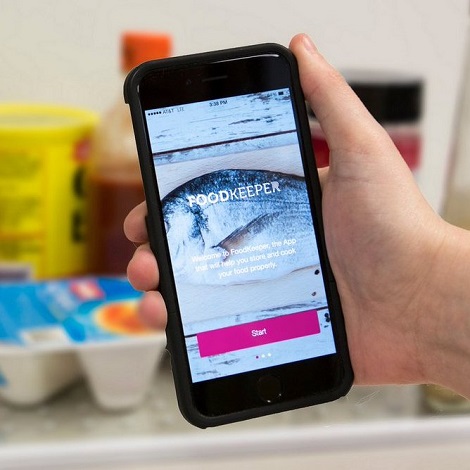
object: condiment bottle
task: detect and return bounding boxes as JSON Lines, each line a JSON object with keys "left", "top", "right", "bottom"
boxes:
{"left": 309, "top": 71, "right": 423, "bottom": 173}
{"left": 87, "top": 32, "right": 172, "bottom": 274}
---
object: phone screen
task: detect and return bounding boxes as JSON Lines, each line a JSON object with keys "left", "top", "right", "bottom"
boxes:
{"left": 141, "top": 60, "right": 338, "bottom": 384}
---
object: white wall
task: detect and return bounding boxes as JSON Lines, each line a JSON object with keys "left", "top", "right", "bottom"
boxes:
{"left": 0, "top": 0, "right": 467, "bottom": 210}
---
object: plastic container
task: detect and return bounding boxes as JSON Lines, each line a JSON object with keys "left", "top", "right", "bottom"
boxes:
{"left": 309, "top": 71, "right": 423, "bottom": 172}
{"left": 87, "top": 32, "right": 172, "bottom": 275}
{"left": 0, "top": 277, "right": 166, "bottom": 409}
{"left": 0, "top": 104, "right": 98, "bottom": 280}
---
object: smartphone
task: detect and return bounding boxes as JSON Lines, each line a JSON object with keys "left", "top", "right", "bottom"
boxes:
{"left": 124, "top": 43, "right": 353, "bottom": 428}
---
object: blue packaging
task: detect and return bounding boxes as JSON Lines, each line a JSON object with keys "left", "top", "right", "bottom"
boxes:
{"left": 0, "top": 277, "right": 145, "bottom": 345}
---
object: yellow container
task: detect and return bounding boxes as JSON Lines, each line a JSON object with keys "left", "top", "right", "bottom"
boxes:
{"left": 0, "top": 104, "right": 98, "bottom": 279}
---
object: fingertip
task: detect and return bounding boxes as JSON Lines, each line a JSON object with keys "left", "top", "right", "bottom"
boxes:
{"left": 123, "top": 201, "right": 148, "bottom": 244}
{"left": 127, "top": 244, "right": 159, "bottom": 292}
{"left": 138, "top": 290, "right": 168, "bottom": 331}
{"left": 289, "top": 33, "right": 318, "bottom": 55}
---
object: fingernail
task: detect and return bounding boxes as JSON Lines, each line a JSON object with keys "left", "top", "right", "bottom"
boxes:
{"left": 301, "top": 34, "right": 318, "bottom": 54}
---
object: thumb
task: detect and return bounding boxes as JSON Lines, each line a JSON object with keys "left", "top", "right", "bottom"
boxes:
{"left": 289, "top": 34, "right": 395, "bottom": 160}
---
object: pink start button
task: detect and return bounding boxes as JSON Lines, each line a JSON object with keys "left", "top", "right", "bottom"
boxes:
{"left": 197, "top": 310, "right": 320, "bottom": 358}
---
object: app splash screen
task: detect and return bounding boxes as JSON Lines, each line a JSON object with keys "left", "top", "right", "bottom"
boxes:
{"left": 145, "top": 89, "right": 336, "bottom": 382}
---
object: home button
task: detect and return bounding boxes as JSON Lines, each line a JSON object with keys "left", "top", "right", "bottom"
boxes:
{"left": 257, "top": 375, "right": 282, "bottom": 403}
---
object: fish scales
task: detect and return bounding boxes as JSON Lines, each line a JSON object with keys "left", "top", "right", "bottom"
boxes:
{"left": 162, "top": 169, "right": 320, "bottom": 285}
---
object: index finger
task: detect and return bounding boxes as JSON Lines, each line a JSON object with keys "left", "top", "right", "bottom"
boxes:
{"left": 123, "top": 201, "right": 149, "bottom": 244}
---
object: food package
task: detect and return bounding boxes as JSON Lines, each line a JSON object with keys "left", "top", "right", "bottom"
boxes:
{"left": 0, "top": 277, "right": 166, "bottom": 410}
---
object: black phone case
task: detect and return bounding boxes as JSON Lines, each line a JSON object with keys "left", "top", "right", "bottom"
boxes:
{"left": 124, "top": 43, "right": 353, "bottom": 428}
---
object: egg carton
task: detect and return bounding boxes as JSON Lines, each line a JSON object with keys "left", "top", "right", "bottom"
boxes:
{"left": 0, "top": 278, "right": 166, "bottom": 410}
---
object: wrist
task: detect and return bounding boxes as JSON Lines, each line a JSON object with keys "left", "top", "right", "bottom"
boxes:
{"left": 419, "top": 222, "right": 470, "bottom": 398}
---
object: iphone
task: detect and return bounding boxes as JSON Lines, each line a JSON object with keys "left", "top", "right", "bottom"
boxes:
{"left": 124, "top": 43, "right": 353, "bottom": 427}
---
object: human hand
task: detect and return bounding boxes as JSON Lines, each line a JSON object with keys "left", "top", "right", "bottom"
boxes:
{"left": 124, "top": 34, "right": 469, "bottom": 395}
{"left": 289, "top": 34, "right": 448, "bottom": 387}
{"left": 124, "top": 204, "right": 167, "bottom": 331}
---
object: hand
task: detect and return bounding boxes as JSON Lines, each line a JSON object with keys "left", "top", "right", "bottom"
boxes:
{"left": 124, "top": 34, "right": 470, "bottom": 396}
{"left": 290, "top": 34, "right": 447, "bottom": 387}
{"left": 124, "top": 205, "right": 167, "bottom": 331}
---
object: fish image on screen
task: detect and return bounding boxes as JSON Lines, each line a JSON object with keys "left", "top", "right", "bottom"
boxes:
{"left": 162, "top": 169, "right": 320, "bottom": 286}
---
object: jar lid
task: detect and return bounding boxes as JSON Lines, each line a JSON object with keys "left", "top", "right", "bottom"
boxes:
{"left": 309, "top": 70, "right": 423, "bottom": 123}
{"left": 346, "top": 70, "right": 423, "bottom": 123}
{"left": 0, "top": 103, "right": 98, "bottom": 143}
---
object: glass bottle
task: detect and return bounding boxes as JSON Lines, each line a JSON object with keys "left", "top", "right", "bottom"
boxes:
{"left": 87, "top": 32, "right": 172, "bottom": 275}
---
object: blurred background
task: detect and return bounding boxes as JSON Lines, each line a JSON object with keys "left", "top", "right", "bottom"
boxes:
{"left": 1, "top": 0, "right": 467, "bottom": 209}
{"left": 1, "top": 0, "right": 470, "bottom": 469}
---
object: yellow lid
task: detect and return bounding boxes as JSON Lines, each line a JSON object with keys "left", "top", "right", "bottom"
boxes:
{"left": 0, "top": 104, "right": 98, "bottom": 144}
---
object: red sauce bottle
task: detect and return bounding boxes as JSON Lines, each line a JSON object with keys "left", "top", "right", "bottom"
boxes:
{"left": 87, "top": 32, "right": 172, "bottom": 274}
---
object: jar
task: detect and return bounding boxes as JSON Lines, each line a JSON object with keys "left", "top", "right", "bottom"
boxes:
{"left": 0, "top": 104, "right": 97, "bottom": 280}
{"left": 309, "top": 70, "right": 423, "bottom": 173}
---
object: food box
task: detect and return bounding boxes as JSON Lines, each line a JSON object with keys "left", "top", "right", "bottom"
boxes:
{"left": 0, "top": 277, "right": 166, "bottom": 409}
